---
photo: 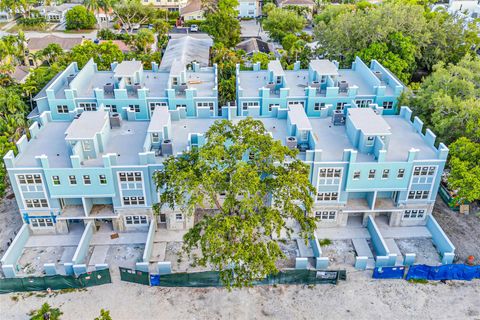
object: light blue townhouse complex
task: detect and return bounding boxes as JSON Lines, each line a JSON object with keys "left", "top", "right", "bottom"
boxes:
{"left": 3, "top": 53, "right": 448, "bottom": 243}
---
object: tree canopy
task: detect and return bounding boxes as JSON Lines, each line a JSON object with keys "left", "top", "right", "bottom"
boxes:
{"left": 447, "top": 138, "right": 480, "bottom": 202}
{"left": 202, "top": 0, "right": 240, "bottom": 47}
{"left": 313, "top": 1, "right": 479, "bottom": 83}
{"left": 65, "top": 6, "right": 97, "bottom": 30}
{"left": 153, "top": 118, "right": 316, "bottom": 288}
{"left": 262, "top": 7, "right": 306, "bottom": 42}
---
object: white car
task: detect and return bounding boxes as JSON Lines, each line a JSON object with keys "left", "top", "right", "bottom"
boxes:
{"left": 190, "top": 24, "right": 199, "bottom": 32}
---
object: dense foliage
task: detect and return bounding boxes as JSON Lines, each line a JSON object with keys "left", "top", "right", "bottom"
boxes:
{"left": 201, "top": 0, "right": 240, "bottom": 47}
{"left": 313, "top": 1, "right": 479, "bottom": 83}
{"left": 153, "top": 118, "right": 316, "bottom": 288}
{"left": 65, "top": 6, "right": 97, "bottom": 30}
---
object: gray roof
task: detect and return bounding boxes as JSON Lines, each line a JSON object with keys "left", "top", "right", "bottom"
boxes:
{"left": 348, "top": 108, "right": 391, "bottom": 135}
{"left": 236, "top": 38, "right": 273, "bottom": 55}
{"left": 159, "top": 36, "right": 212, "bottom": 72}
{"left": 65, "top": 111, "right": 108, "bottom": 140}
{"left": 288, "top": 104, "right": 312, "bottom": 131}
{"left": 28, "top": 35, "right": 83, "bottom": 51}
{"left": 310, "top": 60, "right": 338, "bottom": 77}
{"left": 268, "top": 60, "right": 285, "bottom": 76}
{"left": 148, "top": 106, "right": 170, "bottom": 133}
{"left": 114, "top": 61, "right": 142, "bottom": 78}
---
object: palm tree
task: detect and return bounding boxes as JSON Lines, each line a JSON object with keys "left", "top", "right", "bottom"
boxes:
{"left": 84, "top": 0, "right": 101, "bottom": 26}
{"left": 28, "top": 303, "right": 62, "bottom": 320}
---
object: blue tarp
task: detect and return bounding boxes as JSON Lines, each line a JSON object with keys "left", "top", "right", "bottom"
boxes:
{"left": 150, "top": 274, "right": 160, "bottom": 286}
{"left": 406, "top": 264, "right": 480, "bottom": 281}
{"left": 373, "top": 267, "right": 405, "bottom": 279}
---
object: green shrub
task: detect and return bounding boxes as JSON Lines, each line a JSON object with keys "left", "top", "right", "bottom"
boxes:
{"left": 17, "top": 17, "right": 46, "bottom": 26}
{"left": 65, "top": 6, "right": 96, "bottom": 30}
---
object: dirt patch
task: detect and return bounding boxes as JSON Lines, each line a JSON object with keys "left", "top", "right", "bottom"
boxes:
{"left": 104, "top": 245, "right": 144, "bottom": 270}
{"left": 17, "top": 247, "right": 68, "bottom": 276}
{"left": 321, "top": 240, "right": 356, "bottom": 268}
{"left": 275, "top": 240, "right": 297, "bottom": 269}
{"left": 164, "top": 242, "right": 210, "bottom": 273}
{"left": 433, "top": 197, "right": 480, "bottom": 264}
{"left": 396, "top": 239, "right": 440, "bottom": 265}
{"left": 0, "top": 190, "right": 23, "bottom": 257}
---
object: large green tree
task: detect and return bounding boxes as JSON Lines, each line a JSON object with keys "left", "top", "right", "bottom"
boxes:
{"left": 406, "top": 55, "right": 480, "bottom": 145}
{"left": 134, "top": 28, "right": 155, "bottom": 54}
{"left": 65, "top": 41, "right": 124, "bottom": 70}
{"left": 202, "top": 0, "right": 240, "bottom": 47}
{"left": 113, "top": 0, "right": 155, "bottom": 33}
{"left": 65, "top": 6, "right": 97, "bottom": 30}
{"left": 153, "top": 118, "right": 316, "bottom": 288}
{"left": 262, "top": 8, "right": 306, "bottom": 42}
{"left": 211, "top": 43, "right": 244, "bottom": 105}
{"left": 447, "top": 138, "right": 480, "bottom": 202}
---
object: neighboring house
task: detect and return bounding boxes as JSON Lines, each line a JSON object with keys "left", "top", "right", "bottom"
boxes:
{"left": 4, "top": 37, "right": 217, "bottom": 237}
{"left": 95, "top": 8, "right": 115, "bottom": 24}
{"left": 0, "top": 10, "right": 14, "bottom": 22}
{"left": 11, "top": 66, "right": 30, "bottom": 83}
{"left": 142, "top": 0, "right": 188, "bottom": 11}
{"left": 447, "top": 0, "right": 480, "bottom": 16}
{"left": 277, "top": 0, "right": 314, "bottom": 18}
{"left": 36, "top": 3, "right": 79, "bottom": 23}
{"left": 26, "top": 35, "right": 84, "bottom": 66}
{"left": 237, "top": 0, "right": 260, "bottom": 18}
{"left": 236, "top": 38, "right": 274, "bottom": 56}
{"left": 180, "top": 0, "right": 204, "bottom": 21}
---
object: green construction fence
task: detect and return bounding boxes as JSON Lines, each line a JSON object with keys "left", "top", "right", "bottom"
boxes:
{"left": 0, "top": 269, "right": 112, "bottom": 294}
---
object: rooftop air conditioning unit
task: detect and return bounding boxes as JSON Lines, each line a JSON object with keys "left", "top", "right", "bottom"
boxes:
{"left": 310, "top": 81, "right": 321, "bottom": 88}
{"left": 176, "top": 83, "right": 188, "bottom": 93}
{"left": 110, "top": 112, "right": 122, "bottom": 128}
{"left": 132, "top": 83, "right": 142, "bottom": 91}
{"left": 373, "top": 71, "right": 382, "bottom": 81}
{"left": 332, "top": 110, "right": 345, "bottom": 126}
{"left": 104, "top": 83, "right": 114, "bottom": 94}
{"left": 161, "top": 139, "right": 173, "bottom": 156}
{"left": 286, "top": 136, "right": 297, "bottom": 150}
{"left": 338, "top": 80, "right": 349, "bottom": 93}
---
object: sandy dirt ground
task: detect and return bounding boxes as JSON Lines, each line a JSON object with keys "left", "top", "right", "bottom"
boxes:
{"left": 433, "top": 198, "right": 480, "bottom": 263}
{"left": 0, "top": 271, "right": 479, "bottom": 320}
{"left": 1, "top": 195, "right": 480, "bottom": 319}
{"left": 0, "top": 190, "right": 23, "bottom": 258}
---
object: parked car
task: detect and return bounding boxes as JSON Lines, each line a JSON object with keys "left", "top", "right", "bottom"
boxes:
{"left": 190, "top": 24, "right": 199, "bottom": 32}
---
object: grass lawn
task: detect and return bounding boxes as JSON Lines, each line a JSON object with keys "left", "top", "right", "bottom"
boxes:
{"left": 7, "top": 23, "right": 55, "bottom": 33}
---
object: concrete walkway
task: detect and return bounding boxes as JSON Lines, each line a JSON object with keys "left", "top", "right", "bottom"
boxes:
{"left": 91, "top": 231, "right": 148, "bottom": 245}
{"left": 316, "top": 225, "right": 431, "bottom": 241}
{"left": 154, "top": 229, "right": 187, "bottom": 242}
{"left": 25, "top": 232, "right": 83, "bottom": 247}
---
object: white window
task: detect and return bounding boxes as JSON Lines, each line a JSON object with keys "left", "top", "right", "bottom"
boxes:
{"left": 17, "top": 174, "right": 44, "bottom": 192}
{"left": 288, "top": 101, "right": 304, "bottom": 107}
{"left": 106, "top": 104, "right": 117, "bottom": 113}
{"left": 176, "top": 104, "right": 186, "bottom": 109}
{"left": 318, "top": 168, "right": 342, "bottom": 185}
{"left": 336, "top": 102, "right": 346, "bottom": 110}
{"left": 368, "top": 169, "right": 376, "bottom": 179}
{"left": 314, "top": 102, "right": 325, "bottom": 111}
{"left": 355, "top": 100, "right": 372, "bottom": 108}
{"left": 397, "top": 169, "right": 405, "bottom": 179}
{"left": 25, "top": 199, "right": 48, "bottom": 208}
{"left": 242, "top": 101, "right": 259, "bottom": 110}
{"left": 79, "top": 103, "right": 97, "bottom": 111}
{"left": 52, "top": 176, "right": 60, "bottom": 185}
{"left": 412, "top": 166, "right": 437, "bottom": 184}
{"left": 408, "top": 190, "right": 429, "bottom": 200}
{"left": 30, "top": 218, "right": 54, "bottom": 228}
{"left": 82, "top": 140, "right": 93, "bottom": 152}
{"left": 99, "top": 175, "right": 107, "bottom": 184}
{"left": 118, "top": 172, "right": 143, "bottom": 190}
{"left": 382, "top": 101, "right": 393, "bottom": 110}
{"left": 316, "top": 192, "right": 338, "bottom": 202}
{"left": 196, "top": 102, "right": 215, "bottom": 110}
{"left": 122, "top": 196, "right": 145, "bottom": 206}
{"left": 69, "top": 175, "right": 77, "bottom": 185}
{"left": 83, "top": 175, "right": 91, "bottom": 185}
{"left": 175, "top": 213, "right": 184, "bottom": 221}
{"left": 129, "top": 104, "right": 140, "bottom": 112}
{"left": 315, "top": 210, "right": 337, "bottom": 221}
{"left": 268, "top": 104, "right": 279, "bottom": 112}
{"left": 382, "top": 169, "right": 390, "bottom": 179}
{"left": 125, "top": 215, "right": 148, "bottom": 225}
{"left": 403, "top": 209, "right": 425, "bottom": 220}
{"left": 300, "top": 130, "right": 308, "bottom": 141}
{"left": 353, "top": 171, "right": 360, "bottom": 180}
{"left": 57, "top": 105, "right": 68, "bottom": 113}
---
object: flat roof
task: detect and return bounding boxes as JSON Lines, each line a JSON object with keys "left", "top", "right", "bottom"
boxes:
{"left": 148, "top": 106, "right": 170, "bottom": 132}
{"left": 15, "top": 122, "right": 72, "bottom": 168}
{"left": 348, "top": 108, "right": 391, "bottom": 135}
{"left": 310, "top": 60, "right": 338, "bottom": 76}
{"left": 65, "top": 111, "right": 108, "bottom": 140}
{"left": 114, "top": 61, "right": 142, "bottom": 77}
{"left": 288, "top": 104, "right": 312, "bottom": 130}
{"left": 268, "top": 60, "right": 285, "bottom": 76}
